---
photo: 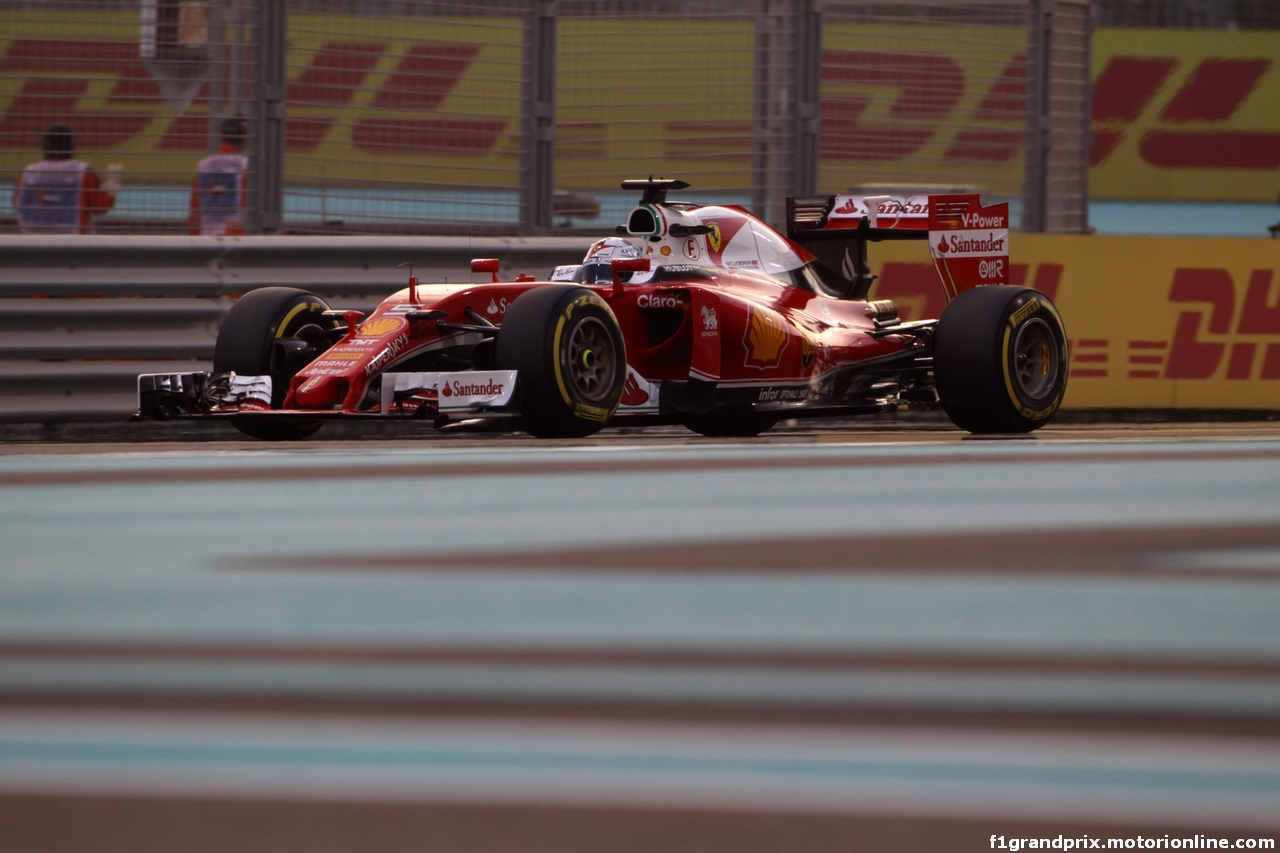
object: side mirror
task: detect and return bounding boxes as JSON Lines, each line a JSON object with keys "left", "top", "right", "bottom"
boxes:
{"left": 610, "top": 257, "right": 651, "bottom": 292}
{"left": 611, "top": 257, "right": 650, "bottom": 275}
{"left": 471, "top": 258, "right": 500, "bottom": 283}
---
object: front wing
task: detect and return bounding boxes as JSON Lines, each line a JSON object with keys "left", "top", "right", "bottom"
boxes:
{"left": 136, "top": 349, "right": 938, "bottom": 426}
{"left": 136, "top": 370, "right": 518, "bottom": 422}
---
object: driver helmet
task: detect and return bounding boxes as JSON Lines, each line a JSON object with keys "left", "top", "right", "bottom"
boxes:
{"left": 582, "top": 237, "right": 641, "bottom": 283}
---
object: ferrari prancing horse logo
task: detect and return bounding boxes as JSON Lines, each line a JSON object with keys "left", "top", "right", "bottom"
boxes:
{"left": 706, "top": 222, "right": 723, "bottom": 254}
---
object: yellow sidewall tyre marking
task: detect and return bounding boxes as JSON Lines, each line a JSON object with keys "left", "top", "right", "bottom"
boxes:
{"left": 1001, "top": 297, "right": 1066, "bottom": 422}
{"left": 552, "top": 294, "right": 622, "bottom": 422}
{"left": 275, "top": 301, "right": 323, "bottom": 339}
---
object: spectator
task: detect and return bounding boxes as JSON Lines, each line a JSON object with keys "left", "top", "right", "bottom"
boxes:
{"left": 12, "top": 124, "right": 120, "bottom": 234}
{"left": 189, "top": 116, "right": 249, "bottom": 236}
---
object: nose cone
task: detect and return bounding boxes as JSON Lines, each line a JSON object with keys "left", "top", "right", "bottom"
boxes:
{"left": 294, "top": 374, "right": 345, "bottom": 408}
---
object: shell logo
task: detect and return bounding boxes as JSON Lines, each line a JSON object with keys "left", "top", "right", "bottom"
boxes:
{"left": 358, "top": 317, "right": 405, "bottom": 337}
{"left": 744, "top": 305, "right": 788, "bottom": 369}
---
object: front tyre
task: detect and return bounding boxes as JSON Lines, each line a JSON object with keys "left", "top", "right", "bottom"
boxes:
{"left": 214, "top": 286, "right": 336, "bottom": 441}
{"left": 495, "top": 286, "right": 626, "bottom": 438}
{"left": 934, "top": 286, "right": 1068, "bottom": 434}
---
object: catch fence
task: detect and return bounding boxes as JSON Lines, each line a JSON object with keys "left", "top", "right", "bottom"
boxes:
{"left": 1094, "top": 0, "right": 1279, "bottom": 29}
{"left": 0, "top": 0, "right": 1091, "bottom": 236}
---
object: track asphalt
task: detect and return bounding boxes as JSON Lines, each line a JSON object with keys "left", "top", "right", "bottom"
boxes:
{"left": 1, "top": 426, "right": 1278, "bottom": 852}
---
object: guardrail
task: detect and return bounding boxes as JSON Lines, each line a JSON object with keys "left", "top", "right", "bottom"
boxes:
{"left": 0, "top": 235, "right": 584, "bottom": 423}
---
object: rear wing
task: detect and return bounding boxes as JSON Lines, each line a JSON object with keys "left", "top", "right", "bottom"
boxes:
{"left": 927, "top": 195, "right": 1010, "bottom": 300}
{"left": 787, "top": 193, "right": 1009, "bottom": 301}
{"left": 797, "top": 194, "right": 932, "bottom": 231}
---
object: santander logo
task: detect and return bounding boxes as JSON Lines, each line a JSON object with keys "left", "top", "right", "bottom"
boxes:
{"left": 936, "top": 238, "right": 949, "bottom": 254}
{"left": 445, "top": 378, "right": 507, "bottom": 397}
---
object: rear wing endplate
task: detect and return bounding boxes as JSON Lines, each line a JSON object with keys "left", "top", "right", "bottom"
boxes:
{"left": 787, "top": 193, "right": 1009, "bottom": 302}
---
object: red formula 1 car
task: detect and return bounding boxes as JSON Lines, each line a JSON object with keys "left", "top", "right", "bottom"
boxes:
{"left": 137, "top": 178, "right": 1068, "bottom": 439}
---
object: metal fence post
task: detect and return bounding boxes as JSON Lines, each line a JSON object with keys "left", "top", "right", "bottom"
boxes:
{"left": 751, "top": 0, "right": 767, "bottom": 219}
{"left": 205, "top": 0, "right": 226, "bottom": 154}
{"left": 1078, "top": 0, "right": 1095, "bottom": 230}
{"left": 793, "top": 0, "right": 822, "bottom": 198}
{"left": 520, "top": 0, "right": 557, "bottom": 237}
{"left": 248, "top": 0, "right": 286, "bottom": 235}
{"left": 1022, "top": 0, "right": 1092, "bottom": 234}
{"left": 753, "top": 0, "right": 801, "bottom": 225}
{"left": 753, "top": 0, "right": 820, "bottom": 223}
{"left": 1023, "top": 0, "right": 1052, "bottom": 234}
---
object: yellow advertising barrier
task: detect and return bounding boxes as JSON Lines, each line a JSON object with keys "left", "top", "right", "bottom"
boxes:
{"left": 0, "top": 11, "right": 1018, "bottom": 194}
{"left": 870, "top": 233, "right": 1280, "bottom": 410}
{"left": 0, "top": 13, "right": 1025, "bottom": 192}
{"left": 1091, "top": 29, "right": 1280, "bottom": 203}
{"left": 2, "top": 15, "right": 1278, "bottom": 199}
{"left": 0, "top": 11, "right": 530, "bottom": 186}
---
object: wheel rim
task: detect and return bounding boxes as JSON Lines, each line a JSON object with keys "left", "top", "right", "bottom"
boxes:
{"left": 1011, "top": 317, "right": 1059, "bottom": 401}
{"left": 563, "top": 316, "right": 618, "bottom": 403}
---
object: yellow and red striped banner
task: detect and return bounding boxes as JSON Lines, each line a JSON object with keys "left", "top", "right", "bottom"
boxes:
{"left": 870, "top": 234, "right": 1280, "bottom": 409}
{"left": 2, "top": 15, "right": 1278, "bottom": 199}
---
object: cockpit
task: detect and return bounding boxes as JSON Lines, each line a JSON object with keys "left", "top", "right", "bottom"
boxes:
{"left": 549, "top": 178, "right": 874, "bottom": 299}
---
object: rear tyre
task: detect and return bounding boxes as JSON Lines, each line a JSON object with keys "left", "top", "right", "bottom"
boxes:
{"left": 934, "top": 286, "right": 1068, "bottom": 434}
{"left": 683, "top": 405, "right": 778, "bottom": 438}
{"left": 214, "top": 287, "right": 336, "bottom": 441}
{"left": 495, "top": 286, "right": 626, "bottom": 438}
